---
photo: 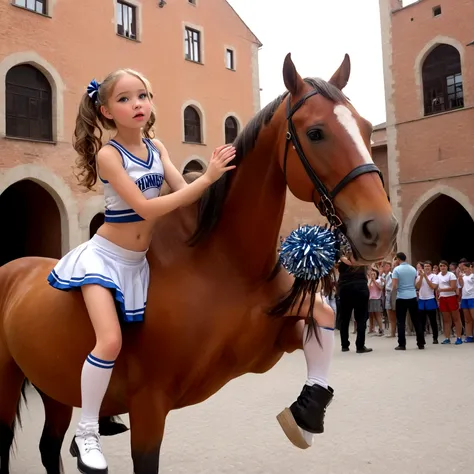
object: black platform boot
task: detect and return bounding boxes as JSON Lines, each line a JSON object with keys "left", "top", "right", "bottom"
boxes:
{"left": 277, "top": 384, "right": 334, "bottom": 449}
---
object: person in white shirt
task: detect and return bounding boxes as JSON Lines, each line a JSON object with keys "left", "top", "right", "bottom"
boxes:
{"left": 381, "top": 261, "right": 396, "bottom": 337}
{"left": 437, "top": 260, "right": 462, "bottom": 345}
{"left": 415, "top": 261, "right": 439, "bottom": 344}
{"left": 458, "top": 262, "right": 474, "bottom": 343}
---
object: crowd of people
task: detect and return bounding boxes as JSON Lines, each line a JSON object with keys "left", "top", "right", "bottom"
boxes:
{"left": 327, "top": 253, "right": 474, "bottom": 353}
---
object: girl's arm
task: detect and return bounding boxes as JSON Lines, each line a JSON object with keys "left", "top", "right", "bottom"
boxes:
{"left": 98, "top": 144, "right": 235, "bottom": 221}
{"left": 152, "top": 139, "right": 188, "bottom": 192}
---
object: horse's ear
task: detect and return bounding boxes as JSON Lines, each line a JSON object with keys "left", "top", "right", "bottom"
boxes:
{"left": 329, "top": 54, "right": 351, "bottom": 90}
{"left": 283, "top": 53, "right": 304, "bottom": 96}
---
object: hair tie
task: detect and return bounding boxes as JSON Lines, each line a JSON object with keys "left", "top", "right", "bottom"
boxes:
{"left": 87, "top": 79, "right": 101, "bottom": 103}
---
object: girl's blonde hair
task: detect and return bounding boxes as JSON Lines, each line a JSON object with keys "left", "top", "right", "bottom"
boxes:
{"left": 73, "top": 68, "right": 156, "bottom": 190}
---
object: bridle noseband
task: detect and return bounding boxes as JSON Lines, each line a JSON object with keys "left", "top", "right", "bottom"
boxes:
{"left": 282, "top": 89, "right": 384, "bottom": 228}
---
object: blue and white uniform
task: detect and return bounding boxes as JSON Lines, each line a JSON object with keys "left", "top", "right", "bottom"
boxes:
{"left": 47, "top": 138, "right": 164, "bottom": 323}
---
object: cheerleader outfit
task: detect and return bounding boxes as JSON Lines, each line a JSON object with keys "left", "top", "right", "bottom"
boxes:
{"left": 47, "top": 137, "right": 164, "bottom": 322}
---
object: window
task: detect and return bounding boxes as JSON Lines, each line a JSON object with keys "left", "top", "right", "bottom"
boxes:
{"left": 185, "top": 27, "right": 201, "bottom": 63}
{"left": 13, "top": 0, "right": 46, "bottom": 14}
{"left": 433, "top": 5, "right": 442, "bottom": 16}
{"left": 226, "top": 49, "right": 235, "bottom": 70}
{"left": 422, "top": 44, "right": 464, "bottom": 116}
{"left": 6, "top": 64, "right": 53, "bottom": 141}
{"left": 116, "top": 1, "right": 137, "bottom": 40}
{"left": 224, "top": 116, "right": 238, "bottom": 144}
{"left": 184, "top": 106, "right": 202, "bottom": 143}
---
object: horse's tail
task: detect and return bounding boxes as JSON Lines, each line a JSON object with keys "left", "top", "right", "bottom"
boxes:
{"left": 9, "top": 378, "right": 30, "bottom": 456}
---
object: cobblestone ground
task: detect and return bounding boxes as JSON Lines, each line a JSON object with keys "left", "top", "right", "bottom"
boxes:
{"left": 10, "top": 333, "right": 474, "bottom": 473}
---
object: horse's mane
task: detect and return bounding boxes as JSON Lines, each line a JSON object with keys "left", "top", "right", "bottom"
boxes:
{"left": 187, "top": 77, "right": 347, "bottom": 246}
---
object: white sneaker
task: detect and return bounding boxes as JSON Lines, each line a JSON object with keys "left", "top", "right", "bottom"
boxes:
{"left": 70, "top": 422, "right": 108, "bottom": 474}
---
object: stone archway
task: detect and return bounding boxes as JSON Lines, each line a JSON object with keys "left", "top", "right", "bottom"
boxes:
{"left": 0, "top": 164, "right": 80, "bottom": 254}
{"left": 411, "top": 194, "right": 474, "bottom": 264}
{"left": 0, "top": 180, "right": 61, "bottom": 266}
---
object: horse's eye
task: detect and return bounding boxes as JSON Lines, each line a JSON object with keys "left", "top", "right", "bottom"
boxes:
{"left": 307, "top": 128, "right": 324, "bottom": 142}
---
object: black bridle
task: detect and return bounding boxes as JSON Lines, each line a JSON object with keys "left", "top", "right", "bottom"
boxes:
{"left": 283, "top": 89, "right": 384, "bottom": 228}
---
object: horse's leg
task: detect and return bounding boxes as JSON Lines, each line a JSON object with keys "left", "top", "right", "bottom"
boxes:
{"left": 36, "top": 388, "right": 73, "bottom": 474}
{"left": 129, "top": 390, "right": 168, "bottom": 474}
{"left": 0, "top": 349, "right": 25, "bottom": 474}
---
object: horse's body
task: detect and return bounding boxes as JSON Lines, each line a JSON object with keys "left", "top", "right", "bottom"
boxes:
{"left": 0, "top": 55, "right": 397, "bottom": 474}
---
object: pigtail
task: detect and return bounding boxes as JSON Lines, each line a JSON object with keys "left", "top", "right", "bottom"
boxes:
{"left": 142, "top": 109, "right": 156, "bottom": 139}
{"left": 73, "top": 92, "right": 104, "bottom": 191}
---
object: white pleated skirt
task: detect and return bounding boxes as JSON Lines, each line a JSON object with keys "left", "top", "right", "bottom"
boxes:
{"left": 47, "top": 234, "right": 149, "bottom": 323}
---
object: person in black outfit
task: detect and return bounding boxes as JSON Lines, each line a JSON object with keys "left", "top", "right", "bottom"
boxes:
{"left": 337, "top": 261, "right": 373, "bottom": 354}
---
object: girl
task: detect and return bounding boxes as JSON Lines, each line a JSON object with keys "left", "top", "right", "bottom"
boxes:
{"left": 47, "top": 69, "right": 236, "bottom": 473}
{"left": 458, "top": 262, "right": 474, "bottom": 343}
{"left": 415, "top": 261, "right": 439, "bottom": 344}
{"left": 368, "top": 269, "right": 384, "bottom": 336}
{"left": 437, "top": 260, "right": 462, "bottom": 345}
{"left": 381, "top": 261, "right": 396, "bottom": 337}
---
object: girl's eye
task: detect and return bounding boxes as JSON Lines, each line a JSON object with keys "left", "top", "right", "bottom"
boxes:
{"left": 118, "top": 97, "right": 128, "bottom": 102}
{"left": 139, "top": 93, "right": 148, "bottom": 99}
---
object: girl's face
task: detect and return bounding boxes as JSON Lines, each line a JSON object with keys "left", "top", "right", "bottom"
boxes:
{"left": 424, "top": 264, "right": 432, "bottom": 274}
{"left": 416, "top": 263, "right": 423, "bottom": 271}
{"left": 102, "top": 74, "right": 153, "bottom": 130}
{"left": 433, "top": 265, "right": 439, "bottom": 274}
{"left": 439, "top": 263, "right": 448, "bottom": 274}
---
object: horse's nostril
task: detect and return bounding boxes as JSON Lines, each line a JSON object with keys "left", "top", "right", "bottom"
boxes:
{"left": 362, "top": 220, "right": 379, "bottom": 244}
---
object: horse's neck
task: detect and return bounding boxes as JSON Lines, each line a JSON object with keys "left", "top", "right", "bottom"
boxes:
{"left": 215, "top": 133, "right": 287, "bottom": 280}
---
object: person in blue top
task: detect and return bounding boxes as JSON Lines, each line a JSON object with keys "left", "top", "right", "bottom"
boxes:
{"left": 391, "top": 252, "right": 426, "bottom": 350}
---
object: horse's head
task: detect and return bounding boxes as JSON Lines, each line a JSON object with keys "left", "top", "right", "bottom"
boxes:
{"left": 277, "top": 53, "right": 397, "bottom": 264}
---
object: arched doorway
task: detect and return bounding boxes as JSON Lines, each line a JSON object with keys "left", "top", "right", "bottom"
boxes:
{"left": 0, "top": 180, "right": 61, "bottom": 266}
{"left": 411, "top": 194, "right": 474, "bottom": 264}
{"left": 89, "top": 212, "right": 105, "bottom": 238}
{"left": 183, "top": 159, "right": 204, "bottom": 175}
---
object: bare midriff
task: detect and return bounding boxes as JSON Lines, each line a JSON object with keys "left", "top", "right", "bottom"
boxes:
{"left": 96, "top": 220, "right": 154, "bottom": 252}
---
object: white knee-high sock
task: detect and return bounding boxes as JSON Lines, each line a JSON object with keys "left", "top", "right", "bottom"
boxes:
{"left": 303, "top": 325, "right": 335, "bottom": 389}
{"left": 78, "top": 353, "right": 115, "bottom": 429}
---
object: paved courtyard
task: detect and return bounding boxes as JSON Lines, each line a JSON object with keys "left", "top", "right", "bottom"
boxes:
{"left": 10, "top": 333, "right": 474, "bottom": 473}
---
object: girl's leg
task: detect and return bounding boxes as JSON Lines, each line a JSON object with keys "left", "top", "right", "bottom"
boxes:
{"left": 464, "top": 308, "right": 474, "bottom": 340}
{"left": 387, "top": 310, "right": 396, "bottom": 337}
{"left": 72, "top": 284, "right": 122, "bottom": 473}
{"left": 451, "top": 310, "right": 463, "bottom": 340}
{"left": 375, "top": 311, "right": 384, "bottom": 335}
{"left": 441, "top": 311, "right": 451, "bottom": 342}
{"left": 278, "top": 297, "right": 335, "bottom": 449}
{"left": 368, "top": 313, "right": 375, "bottom": 333}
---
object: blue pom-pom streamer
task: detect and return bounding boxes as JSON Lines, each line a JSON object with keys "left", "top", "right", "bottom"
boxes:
{"left": 279, "top": 225, "right": 337, "bottom": 280}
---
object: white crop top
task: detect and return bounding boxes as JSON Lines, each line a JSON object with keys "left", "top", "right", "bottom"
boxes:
{"left": 100, "top": 138, "right": 164, "bottom": 223}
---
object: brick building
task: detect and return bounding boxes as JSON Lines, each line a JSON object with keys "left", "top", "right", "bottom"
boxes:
{"left": 0, "top": 0, "right": 264, "bottom": 265}
{"left": 378, "top": 0, "right": 474, "bottom": 264}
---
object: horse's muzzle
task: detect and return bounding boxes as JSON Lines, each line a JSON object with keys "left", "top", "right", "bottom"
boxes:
{"left": 345, "top": 214, "right": 398, "bottom": 262}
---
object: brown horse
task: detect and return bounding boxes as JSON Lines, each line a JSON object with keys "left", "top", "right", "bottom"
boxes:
{"left": 0, "top": 53, "right": 397, "bottom": 474}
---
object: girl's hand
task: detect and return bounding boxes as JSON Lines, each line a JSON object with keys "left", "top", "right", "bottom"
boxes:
{"left": 204, "top": 145, "right": 236, "bottom": 184}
